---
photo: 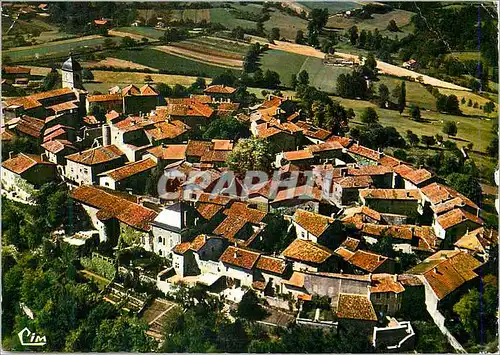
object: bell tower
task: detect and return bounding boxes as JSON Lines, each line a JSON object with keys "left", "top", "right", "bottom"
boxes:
{"left": 61, "top": 55, "right": 83, "bottom": 90}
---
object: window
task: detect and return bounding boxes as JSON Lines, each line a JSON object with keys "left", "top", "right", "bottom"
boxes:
{"left": 105, "top": 182, "right": 109, "bottom": 187}
{"left": 375, "top": 293, "right": 381, "bottom": 299}
{"left": 159, "top": 250, "right": 162, "bottom": 256}
{"left": 158, "top": 236, "right": 162, "bottom": 243}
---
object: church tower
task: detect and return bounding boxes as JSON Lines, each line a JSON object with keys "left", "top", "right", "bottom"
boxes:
{"left": 61, "top": 55, "right": 83, "bottom": 90}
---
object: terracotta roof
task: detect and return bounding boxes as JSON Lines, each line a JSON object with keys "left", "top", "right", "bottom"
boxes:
{"left": 327, "top": 135, "right": 352, "bottom": 147}
{"left": 70, "top": 185, "right": 157, "bottom": 231}
{"left": 347, "top": 144, "right": 381, "bottom": 161}
{"left": 43, "top": 128, "right": 68, "bottom": 142}
{"left": 15, "top": 115, "right": 44, "bottom": 138}
{"left": 146, "top": 144, "right": 187, "bottom": 161}
{"left": 339, "top": 237, "right": 360, "bottom": 252}
{"left": 32, "top": 87, "right": 75, "bottom": 101}
{"left": 272, "top": 185, "right": 322, "bottom": 203}
{"left": 41, "top": 139, "right": 77, "bottom": 154}
{"left": 255, "top": 123, "right": 283, "bottom": 138}
{"left": 348, "top": 165, "right": 392, "bottom": 176}
{"left": 212, "top": 139, "right": 233, "bottom": 151}
{"left": 105, "top": 110, "right": 121, "bottom": 122}
{"left": 195, "top": 192, "right": 232, "bottom": 205}
{"left": 204, "top": 85, "right": 236, "bottom": 94}
{"left": 408, "top": 250, "right": 482, "bottom": 300}
{"left": 436, "top": 208, "right": 483, "bottom": 230}
{"left": 307, "top": 141, "right": 343, "bottom": 153}
{"left": 145, "top": 120, "right": 190, "bottom": 141}
{"left": 44, "top": 123, "right": 73, "bottom": 135}
{"left": 88, "top": 93, "right": 122, "bottom": 103}
{"left": 283, "top": 271, "right": 305, "bottom": 288}
{"left": 347, "top": 250, "right": 388, "bottom": 273}
{"left": 283, "top": 150, "right": 314, "bottom": 161}
{"left": 200, "top": 149, "right": 230, "bottom": 163}
{"left": 47, "top": 100, "right": 78, "bottom": 113}
{"left": 361, "top": 224, "right": 413, "bottom": 241}
{"left": 102, "top": 158, "right": 156, "bottom": 182}
{"left": 370, "top": 274, "right": 405, "bottom": 294}
{"left": 217, "top": 102, "right": 240, "bottom": 112}
{"left": 83, "top": 115, "right": 100, "bottom": 125}
{"left": 334, "top": 247, "right": 355, "bottom": 260}
{"left": 282, "top": 239, "right": 333, "bottom": 264}
{"left": 186, "top": 140, "right": 213, "bottom": 157}
{"left": 167, "top": 99, "right": 214, "bottom": 118}
{"left": 336, "top": 294, "right": 377, "bottom": 321}
{"left": 256, "top": 255, "right": 287, "bottom": 275}
{"left": 122, "top": 84, "right": 140, "bottom": 96}
{"left": 94, "top": 19, "right": 109, "bottom": 25}
{"left": 197, "top": 203, "right": 224, "bottom": 219}
{"left": 1, "top": 128, "right": 16, "bottom": 142}
{"left": 114, "top": 116, "right": 155, "bottom": 133}
{"left": 2, "top": 153, "right": 54, "bottom": 174}
{"left": 454, "top": 227, "right": 497, "bottom": 253}
{"left": 360, "top": 189, "right": 420, "bottom": 200}
{"left": 295, "top": 121, "right": 332, "bottom": 141}
{"left": 3, "top": 66, "right": 31, "bottom": 74}
{"left": 140, "top": 84, "right": 159, "bottom": 96}
{"left": 400, "top": 168, "right": 433, "bottom": 185}
{"left": 294, "top": 209, "right": 334, "bottom": 238}
{"left": 191, "top": 95, "right": 212, "bottom": 104}
{"left": 173, "top": 235, "right": 208, "bottom": 254}
{"left": 4, "top": 96, "right": 42, "bottom": 110}
{"left": 219, "top": 246, "right": 260, "bottom": 270}
{"left": 214, "top": 202, "right": 266, "bottom": 241}
{"left": 421, "top": 183, "right": 479, "bottom": 211}
{"left": 334, "top": 175, "right": 372, "bottom": 188}
{"left": 343, "top": 206, "right": 381, "bottom": 222}
{"left": 66, "top": 145, "right": 124, "bottom": 165}
{"left": 397, "top": 274, "right": 423, "bottom": 287}
{"left": 378, "top": 155, "right": 403, "bottom": 167}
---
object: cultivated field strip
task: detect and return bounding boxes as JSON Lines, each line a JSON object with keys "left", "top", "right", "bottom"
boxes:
{"left": 154, "top": 45, "right": 243, "bottom": 69}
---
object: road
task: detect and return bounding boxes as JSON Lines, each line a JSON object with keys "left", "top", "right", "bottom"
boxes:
{"left": 250, "top": 38, "right": 470, "bottom": 91}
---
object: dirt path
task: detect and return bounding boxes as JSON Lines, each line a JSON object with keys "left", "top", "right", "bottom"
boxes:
{"left": 5, "top": 35, "right": 103, "bottom": 52}
{"left": 154, "top": 45, "right": 243, "bottom": 69}
{"left": 108, "top": 29, "right": 158, "bottom": 42}
{"left": 84, "top": 57, "right": 159, "bottom": 72}
{"left": 251, "top": 38, "right": 470, "bottom": 91}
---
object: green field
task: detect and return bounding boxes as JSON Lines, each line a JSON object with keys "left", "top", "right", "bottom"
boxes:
{"left": 116, "top": 26, "right": 166, "bottom": 39}
{"left": 375, "top": 76, "right": 438, "bottom": 111}
{"left": 184, "top": 37, "right": 249, "bottom": 56}
{"left": 300, "top": 57, "right": 353, "bottom": 93}
{"left": 260, "top": 49, "right": 307, "bottom": 87}
{"left": 109, "top": 47, "right": 241, "bottom": 77}
{"left": 300, "top": 2, "right": 361, "bottom": 13}
{"left": 230, "top": 3, "right": 264, "bottom": 14}
{"left": 264, "top": 9, "right": 309, "bottom": 40}
{"left": 209, "top": 8, "right": 257, "bottom": 30}
{"left": 4, "top": 36, "right": 120, "bottom": 61}
{"left": 337, "top": 96, "right": 495, "bottom": 153}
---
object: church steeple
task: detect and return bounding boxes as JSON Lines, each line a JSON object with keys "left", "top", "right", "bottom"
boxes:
{"left": 62, "top": 54, "right": 83, "bottom": 90}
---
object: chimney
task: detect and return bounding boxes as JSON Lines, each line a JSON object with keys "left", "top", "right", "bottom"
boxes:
{"left": 433, "top": 267, "right": 438, "bottom": 274}
{"left": 9, "top": 151, "right": 13, "bottom": 159}
{"left": 233, "top": 250, "right": 238, "bottom": 259}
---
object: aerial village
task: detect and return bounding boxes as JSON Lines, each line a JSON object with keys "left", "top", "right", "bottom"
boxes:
{"left": 1, "top": 54, "right": 497, "bottom": 352}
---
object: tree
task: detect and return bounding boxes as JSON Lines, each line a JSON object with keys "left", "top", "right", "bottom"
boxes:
{"left": 378, "top": 84, "right": 390, "bottom": 108}
{"left": 297, "top": 70, "right": 309, "bottom": 87}
{"left": 398, "top": 81, "right": 406, "bottom": 114}
{"left": 360, "top": 107, "right": 379, "bottom": 124}
{"left": 483, "top": 101, "right": 495, "bottom": 115}
{"left": 486, "top": 136, "right": 498, "bottom": 157}
{"left": 406, "top": 130, "right": 420, "bottom": 146}
{"left": 387, "top": 19, "right": 399, "bottom": 32}
{"left": 262, "top": 70, "right": 280, "bottom": 89}
{"left": 237, "top": 290, "right": 266, "bottom": 321}
{"left": 172, "top": 84, "right": 188, "bottom": 98}
{"left": 364, "top": 52, "right": 377, "bottom": 72}
{"left": 442, "top": 121, "right": 457, "bottom": 137}
{"left": 232, "top": 26, "right": 245, "bottom": 40}
{"left": 269, "top": 27, "right": 280, "bottom": 41}
{"left": 295, "top": 30, "right": 305, "bottom": 44}
{"left": 447, "top": 172, "right": 482, "bottom": 204}
{"left": 141, "top": 37, "right": 149, "bottom": 44}
{"left": 467, "top": 98, "right": 473, "bottom": 106}
{"left": 346, "top": 108, "right": 355, "bottom": 119}
{"left": 409, "top": 104, "right": 421, "bottom": 121}
{"left": 42, "top": 70, "right": 61, "bottom": 91}
{"left": 120, "top": 36, "right": 136, "bottom": 47}
{"left": 461, "top": 97, "right": 466, "bottom": 105}
{"left": 82, "top": 68, "right": 94, "bottom": 81}
{"left": 202, "top": 117, "right": 250, "bottom": 141}
{"left": 358, "top": 30, "right": 367, "bottom": 48}
{"left": 290, "top": 74, "right": 297, "bottom": 89}
{"left": 103, "top": 38, "right": 115, "bottom": 48}
{"left": 92, "top": 316, "right": 155, "bottom": 352}
{"left": 156, "top": 83, "right": 172, "bottom": 98}
{"left": 348, "top": 26, "right": 358, "bottom": 45}
{"left": 189, "top": 77, "right": 206, "bottom": 93}
{"left": 212, "top": 70, "right": 237, "bottom": 86}
{"left": 421, "top": 135, "right": 436, "bottom": 147}
{"left": 227, "top": 137, "right": 273, "bottom": 174}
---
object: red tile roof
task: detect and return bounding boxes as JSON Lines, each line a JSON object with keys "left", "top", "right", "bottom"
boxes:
{"left": 347, "top": 165, "right": 392, "bottom": 176}
{"left": 436, "top": 208, "right": 483, "bottom": 230}
{"left": 41, "top": 139, "right": 77, "bottom": 154}
{"left": 70, "top": 185, "right": 157, "bottom": 231}
{"left": 401, "top": 168, "right": 433, "bottom": 185}
{"left": 122, "top": 84, "right": 141, "bottom": 96}
{"left": 307, "top": 141, "right": 344, "bottom": 153}
{"left": 347, "top": 144, "right": 381, "bottom": 161}
{"left": 196, "top": 202, "right": 224, "bottom": 219}
{"left": 167, "top": 99, "right": 214, "bottom": 118}
{"left": 282, "top": 239, "right": 333, "bottom": 264}
{"left": 347, "top": 250, "right": 388, "bottom": 273}
{"left": 102, "top": 158, "right": 156, "bottom": 182}
{"left": 140, "top": 84, "right": 159, "bottom": 96}
{"left": 370, "top": 274, "right": 405, "bottom": 293}
{"left": 15, "top": 115, "right": 44, "bottom": 138}
{"left": 336, "top": 294, "right": 377, "bottom": 321}
{"left": 66, "top": 145, "right": 124, "bottom": 165}
{"left": 283, "top": 150, "right": 314, "bottom": 161}
{"left": 295, "top": 121, "right": 332, "bottom": 141}
{"left": 294, "top": 209, "right": 334, "bottom": 238}
{"left": 339, "top": 237, "right": 360, "bottom": 252}
{"left": 219, "top": 246, "right": 260, "bottom": 270}
{"left": 378, "top": 155, "right": 403, "bottom": 167}
{"left": 421, "top": 183, "right": 479, "bottom": 211}
{"left": 145, "top": 120, "right": 190, "bottom": 141}
{"left": 204, "top": 85, "right": 236, "bottom": 94}
{"left": 360, "top": 189, "right": 420, "bottom": 200}
{"left": 334, "top": 175, "right": 373, "bottom": 188}
{"left": 408, "top": 250, "right": 482, "bottom": 300}
{"left": 173, "top": 235, "right": 208, "bottom": 254}
{"left": 2, "top": 153, "right": 54, "bottom": 174}
{"left": 256, "top": 255, "right": 287, "bottom": 275}
{"left": 146, "top": 144, "right": 187, "bottom": 161}
{"left": 213, "top": 202, "right": 266, "bottom": 241}
{"left": 3, "top": 66, "right": 31, "bottom": 74}
{"left": 88, "top": 93, "right": 122, "bottom": 103}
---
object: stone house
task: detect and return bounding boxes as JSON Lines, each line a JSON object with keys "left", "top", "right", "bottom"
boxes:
{"left": 331, "top": 175, "right": 373, "bottom": 206}
{"left": 203, "top": 85, "right": 236, "bottom": 102}
{"left": 433, "top": 208, "right": 483, "bottom": 247}
{"left": 98, "top": 158, "right": 156, "bottom": 193}
{"left": 359, "top": 189, "right": 420, "bottom": 218}
{"left": 64, "top": 145, "right": 126, "bottom": 185}
{"left": 369, "top": 274, "right": 405, "bottom": 316}
{"left": 41, "top": 139, "right": 78, "bottom": 172}
{"left": 282, "top": 238, "right": 335, "bottom": 272}
{"left": 218, "top": 246, "right": 261, "bottom": 288}
{"left": 1, "top": 153, "right": 56, "bottom": 202}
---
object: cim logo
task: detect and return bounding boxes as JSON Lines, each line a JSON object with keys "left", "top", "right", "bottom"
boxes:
{"left": 18, "top": 327, "right": 47, "bottom": 347}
